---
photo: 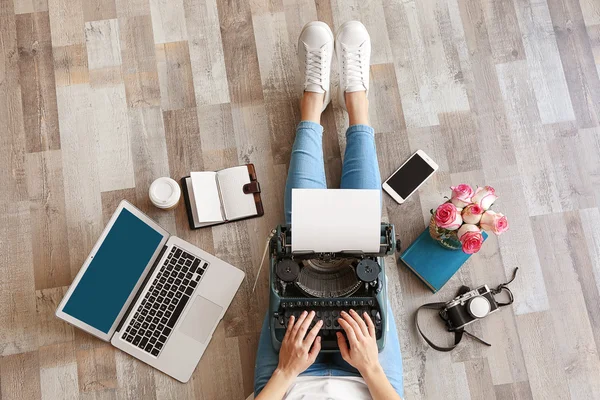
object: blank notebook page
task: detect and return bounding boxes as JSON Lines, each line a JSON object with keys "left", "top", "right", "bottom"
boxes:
{"left": 190, "top": 171, "right": 224, "bottom": 223}
{"left": 217, "top": 166, "right": 257, "bottom": 220}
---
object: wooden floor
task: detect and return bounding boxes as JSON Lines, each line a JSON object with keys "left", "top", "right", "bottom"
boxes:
{"left": 1, "top": 0, "right": 600, "bottom": 397}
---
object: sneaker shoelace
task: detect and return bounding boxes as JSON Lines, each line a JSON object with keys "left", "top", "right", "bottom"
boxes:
{"left": 304, "top": 46, "right": 328, "bottom": 88}
{"left": 342, "top": 45, "right": 366, "bottom": 88}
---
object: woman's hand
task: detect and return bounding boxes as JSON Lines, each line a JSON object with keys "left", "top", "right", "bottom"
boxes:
{"left": 276, "top": 310, "right": 323, "bottom": 380}
{"left": 336, "top": 309, "right": 381, "bottom": 376}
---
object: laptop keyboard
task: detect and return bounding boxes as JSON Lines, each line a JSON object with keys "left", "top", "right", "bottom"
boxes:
{"left": 122, "top": 246, "right": 209, "bottom": 357}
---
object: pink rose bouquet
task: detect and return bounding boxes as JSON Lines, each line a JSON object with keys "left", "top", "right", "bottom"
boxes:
{"left": 430, "top": 184, "right": 508, "bottom": 254}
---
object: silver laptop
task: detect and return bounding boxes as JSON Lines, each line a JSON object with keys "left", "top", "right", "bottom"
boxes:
{"left": 56, "top": 200, "right": 245, "bottom": 382}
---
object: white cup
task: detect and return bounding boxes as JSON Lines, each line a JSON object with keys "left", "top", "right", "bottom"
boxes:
{"left": 149, "top": 177, "right": 181, "bottom": 210}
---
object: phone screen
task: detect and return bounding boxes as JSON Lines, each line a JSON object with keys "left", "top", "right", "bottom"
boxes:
{"left": 386, "top": 154, "right": 435, "bottom": 199}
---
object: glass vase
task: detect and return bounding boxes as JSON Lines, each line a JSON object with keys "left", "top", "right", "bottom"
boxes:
{"left": 429, "top": 216, "right": 462, "bottom": 250}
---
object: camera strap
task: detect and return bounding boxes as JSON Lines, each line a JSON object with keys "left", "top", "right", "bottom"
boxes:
{"left": 415, "top": 268, "right": 519, "bottom": 352}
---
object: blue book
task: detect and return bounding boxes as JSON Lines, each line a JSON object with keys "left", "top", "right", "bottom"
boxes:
{"left": 399, "top": 228, "right": 488, "bottom": 292}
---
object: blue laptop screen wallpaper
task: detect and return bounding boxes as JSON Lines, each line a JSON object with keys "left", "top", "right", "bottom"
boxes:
{"left": 63, "top": 208, "right": 164, "bottom": 333}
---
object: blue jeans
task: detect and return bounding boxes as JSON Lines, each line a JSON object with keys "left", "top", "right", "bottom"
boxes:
{"left": 254, "top": 121, "right": 404, "bottom": 396}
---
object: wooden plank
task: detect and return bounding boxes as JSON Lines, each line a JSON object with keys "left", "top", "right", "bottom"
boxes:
{"left": 47, "top": 0, "right": 85, "bottom": 47}
{"left": 114, "top": 349, "right": 157, "bottom": 400}
{"left": 153, "top": 369, "right": 197, "bottom": 399}
{"left": 578, "top": 126, "right": 600, "bottom": 208}
{"left": 330, "top": 0, "right": 393, "bottom": 65}
{"left": 496, "top": 60, "right": 562, "bottom": 216}
{"left": 193, "top": 324, "right": 245, "bottom": 400}
{"left": 580, "top": 207, "right": 600, "bottom": 348}
{"left": 91, "top": 84, "right": 136, "bottom": 192}
{"left": 36, "top": 287, "right": 75, "bottom": 347}
{"left": 14, "top": 0, "right": 47, "bottom": 14}
{"left": 156, "top": 41, "right": 196, "bottom": 111}
{"left": 439, "top": 111, "right": 483, "bottom": 173}
{"left": 237, "top": 333, "right": 259, "bottom": 398}
{"left": 512, "top": 0, "right": 576, "bottom": 124}
{"left": 101, "top": 188, "right": 137, "bottom": 222}
{"left": 0, "top": 351, "right": 42, "bottom": 400}
{"left": 464, "top": 359, "right": 496, "bottom": 400}
{"left": 453, "top": 0, "right": 518, "bottom": 170}
{"left": 546, "top": 122, "right": 597, "bottom": 211}
{"left": 149, "top": 0, "right": 187, "bottom": 44}
{"left": 547, "top": 0, "right": 600, "bottom": 128}
{"left": 82, "top": 0, "right": 116, "bottom": 22}
{"left": 183, "top": 0, "right": 230, "bottom": 106}
{"left": 85, "top": 19, "right": 122, "bottom": 71}
{"left": 52, "top": 44, "right": 90, "bottom": 86}
{"left": 119, "top": 15, "right": 161, "bottom": 108}
{"left": 0, "top": 11, "right": 28, "bottom": 204}
{"left": 16, "top": 11, "right": 60, "bottom": 153}
{"left": 76, "top": 344, "right": 118, "bottom": 394}
{"left": 483, "top": 165, "right": 550, "bottom": 315}
{"left": 383, "top": 0, "right": 470, "bottom": 128}
{"left": 282, "top": 0, "right": 317, "bottom": 47}
{"left": 39, "top": 342, "right": 79, "bottom": 399}
{"left": 494, "top": 382, "right": 534, "bottom": 400}
{"left": 216, "top": 0, "right": 263, "bottom": 105}
{"left": 56, "top": 84, "right": 104, "bottom": 277}
{"left": 516, "top": 311, "right": 570, "bottom": 400}
{"left": 228, "top": 103, "right": 281, "bottom": 330}
{"left": 0, "top": 202, "right": 38, "bottom": 357}
{"left": 24, "top": 150, "right": 71, "bottom": 290}
{"left": 114, "top": 0, "right": 149, "bottom": 17}
{"left": 422, "top": 353, "right": 472, "bottom": 399}
{"left": 531, "top": 213, "right": 600, "bottom": 399}
{"left": 252, "top": 11, "right": 299, "bottom": 165}
{"left": 162, "top": 107, "right": 215, "bottom": 251}
{"left": 482, "top": 0, "right": 526, "bottom": 63}
{"left": 369, "top": 63, "right": 407, "bottom": 134}
{"left": 196, "top": 103, "right": 237, "bottom": 171}
{"left": 383, "top": 0, "right": 437, "bottom": 128}
{"left": 128, "top": 107, "right": 177, "bottom": 232}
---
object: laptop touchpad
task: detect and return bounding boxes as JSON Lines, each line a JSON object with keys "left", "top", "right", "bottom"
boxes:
{"left": 179, "top": 296, "right": 223, "bottom": 344}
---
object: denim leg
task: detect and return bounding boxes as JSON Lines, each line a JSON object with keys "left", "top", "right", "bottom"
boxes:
{"left": 254, "top": 315, "right": 282, "bottom": 395}
{"left": 284, "top": 121, "right": 328, "bottom": 225}
{"left": 254, "top": 314, "right": 330, "bottom": 396}
{"left": 340, "top": 124, "right": 381, "bottom": 192}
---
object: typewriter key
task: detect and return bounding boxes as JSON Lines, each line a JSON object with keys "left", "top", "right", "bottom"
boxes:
{"left": 356, "top": 259, "right": 380, "bottom": 282}
{"left": 276, "top": 259, "right": 300, "bottom": 282}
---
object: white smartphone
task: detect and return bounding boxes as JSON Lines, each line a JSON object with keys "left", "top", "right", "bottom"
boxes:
{"left": 382, "top": 149, "right": 439, "bottom": 204}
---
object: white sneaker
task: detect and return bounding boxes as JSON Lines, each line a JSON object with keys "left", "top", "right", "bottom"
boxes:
{"left": 335, "top": 21, "right": 371, "bottom": 110}
{"left": 298, "top": 21, "right": 334, "bottom": 112}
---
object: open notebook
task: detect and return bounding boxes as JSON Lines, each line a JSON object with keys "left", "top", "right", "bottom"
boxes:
{"left": 181, "top": 164, "right": 264, "bottom": 229}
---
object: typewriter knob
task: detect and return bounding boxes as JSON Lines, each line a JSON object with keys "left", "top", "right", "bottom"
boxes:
{"left": 356, "top": 259, "right": 380, "bottom": 282}
{"left": 276, "top": 259, "right": 300, "bottom": 282}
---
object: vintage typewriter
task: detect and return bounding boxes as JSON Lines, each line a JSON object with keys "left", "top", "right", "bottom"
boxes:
{"left": 269, "top": 224, "right": 396, "bottom": 352}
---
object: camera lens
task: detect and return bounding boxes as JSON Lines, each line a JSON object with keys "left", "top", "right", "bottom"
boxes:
{"left": 467, "top": 296, "right": 491, "bottom": 318}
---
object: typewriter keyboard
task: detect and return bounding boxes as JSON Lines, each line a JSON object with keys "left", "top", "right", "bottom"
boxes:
{"left": 274, "top": 298, "right": 383, "bottom": 349}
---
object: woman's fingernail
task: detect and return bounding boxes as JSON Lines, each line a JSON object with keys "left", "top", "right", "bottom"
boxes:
{"left": 341, "top": 311, "right": 347, "bottom": 316}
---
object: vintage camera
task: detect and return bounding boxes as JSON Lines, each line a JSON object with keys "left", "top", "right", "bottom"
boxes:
{"left": 441, "top": 285, "right": 499, "bottom": 330}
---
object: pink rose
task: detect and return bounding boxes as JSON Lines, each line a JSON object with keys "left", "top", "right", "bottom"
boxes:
{"left": 472, "top": 186, "right": 498, "bottom": 210}
{"left": 434, "top": 203, "right": 463, "bottom": 230}
{"left": 457, "top": 224, "right": 484, "bottom": 254}
{"left": 450, "top": 184, "right": 474, "bottom": 208}
{"left": 462, "top": 203, "right": 484, "bottom": 224}
{"left": 480, "top": 210, "right": 509, "bottom": 235}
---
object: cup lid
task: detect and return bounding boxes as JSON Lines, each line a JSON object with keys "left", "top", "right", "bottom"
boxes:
{"left": 149, "top": 177, "right": 181, "bottom": 208}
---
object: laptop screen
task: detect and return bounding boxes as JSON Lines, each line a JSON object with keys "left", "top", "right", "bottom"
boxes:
{"left": 63, "top": 208, "right": 164, "bottom": 333}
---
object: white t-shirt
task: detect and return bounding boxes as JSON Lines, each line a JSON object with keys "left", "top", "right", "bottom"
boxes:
{"left": 283, "top": 376, "right": 372, "bottom": 399}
